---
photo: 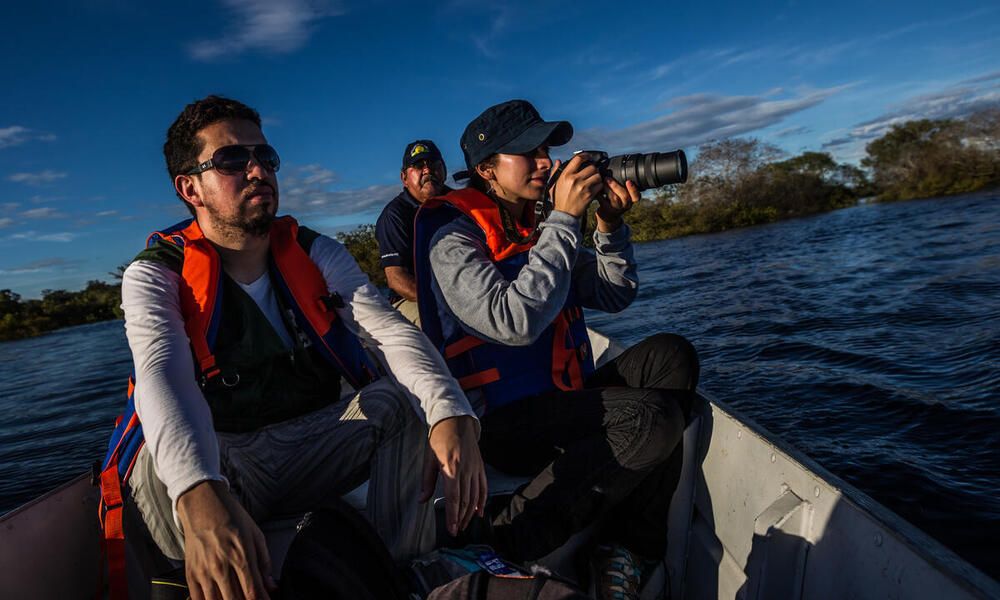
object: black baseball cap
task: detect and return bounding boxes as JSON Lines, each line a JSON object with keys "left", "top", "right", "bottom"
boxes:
{"left": 402, "top": 139, "right": 444, "bottom": 170}
{"left": 460, "top": 100, "right": 573, "bottom": 173}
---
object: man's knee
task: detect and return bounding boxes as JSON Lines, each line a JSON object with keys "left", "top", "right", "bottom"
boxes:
{"left": 355, "top": 379, "right": 425, "bottom": 439}
{"left": 128, "top": 447, "right": 186, "bottom": 561}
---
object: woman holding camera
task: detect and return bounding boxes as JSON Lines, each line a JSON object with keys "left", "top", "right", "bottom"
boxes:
{"left": 414, "top": 99, "right": 699, "bottom": 599}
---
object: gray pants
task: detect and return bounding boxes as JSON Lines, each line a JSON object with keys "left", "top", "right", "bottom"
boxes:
{"left": 129, "top": 379, "right": 436, "bottom": 563}
{"left": 392, "top": 297, "right": 421, "bottom": 328}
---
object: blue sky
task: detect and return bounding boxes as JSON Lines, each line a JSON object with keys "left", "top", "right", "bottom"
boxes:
{"left": 1, "top": 0, "right": 998, "bottom": 299}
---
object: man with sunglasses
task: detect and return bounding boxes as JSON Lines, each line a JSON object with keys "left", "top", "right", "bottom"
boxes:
{"left": 375, "top": 139, "right": 450, "bottom": 326}
{"left": 112, "top": 96, "right": 484, "bottom": 600}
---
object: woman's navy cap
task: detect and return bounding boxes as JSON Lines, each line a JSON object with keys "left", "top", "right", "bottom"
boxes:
{"left": 460, "top": 100, "right": 573, "bottom": 172}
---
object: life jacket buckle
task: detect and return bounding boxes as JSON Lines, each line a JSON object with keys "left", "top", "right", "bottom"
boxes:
{"left": 222, "top": 372, "right": 240, "bottom": 387}
{"left": 320, "top": 293, "right": 345, "bottom": 310}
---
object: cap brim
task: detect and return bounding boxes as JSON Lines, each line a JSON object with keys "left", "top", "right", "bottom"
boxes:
{"left": 496, "top": 120, "right": 573, "bottom": 155}
{"left": 403, "top": 153, "right": 444, "bottom": 168}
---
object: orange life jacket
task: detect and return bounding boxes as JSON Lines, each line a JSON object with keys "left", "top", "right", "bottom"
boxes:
{"left": 414, "top": 188, "right": 594, "bottom": 414}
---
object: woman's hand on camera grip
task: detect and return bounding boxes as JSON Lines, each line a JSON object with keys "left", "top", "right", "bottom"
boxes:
{"left": 551, "top": 154, "right": 604, "bottom": 218}
{"left": 596, "top": 177, "right": 639, "bottom": 232}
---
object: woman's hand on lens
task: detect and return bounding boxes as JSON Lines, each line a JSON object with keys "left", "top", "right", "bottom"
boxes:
{"left": 551, "top": 154, "right": 603, "bottom": 218}
{"left": 596, "top": 178, "right": 639, "bottom": 232}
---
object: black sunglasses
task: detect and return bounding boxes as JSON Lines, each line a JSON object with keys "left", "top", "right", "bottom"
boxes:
{"left": 185, "top": 144, "right": 281, "bottom": 176}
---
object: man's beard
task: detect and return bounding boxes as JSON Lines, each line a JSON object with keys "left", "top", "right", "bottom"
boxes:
{"left": 206, "top": 182, "right": 277, "bottom": 238}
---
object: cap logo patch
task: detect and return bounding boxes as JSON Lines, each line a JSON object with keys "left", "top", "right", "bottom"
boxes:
{"left": 410, "top": 144, "right": 429, "bottom": 157}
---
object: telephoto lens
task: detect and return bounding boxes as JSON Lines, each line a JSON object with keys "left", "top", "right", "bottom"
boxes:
{"left": 606, "top": 150, "right": 687, "bottom": 191}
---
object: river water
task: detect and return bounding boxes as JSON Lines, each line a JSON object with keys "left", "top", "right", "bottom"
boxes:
{"left": 1, "top": 191, "right": 998, "bottom": 579}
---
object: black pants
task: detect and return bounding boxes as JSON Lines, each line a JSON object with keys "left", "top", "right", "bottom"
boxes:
{"left": 480, "top": 333, "right": 700, "bottom": 562}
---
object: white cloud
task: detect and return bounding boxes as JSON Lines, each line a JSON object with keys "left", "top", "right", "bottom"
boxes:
{"left": 95, "top": 210, "right": 120, "bottom": 217}
{"left": 295, "top": 164, "right": 338, "bottom": 186}
{"left": 188, "top": 0, "right": 345, "bottom": 61}
{"left": 7, "top": 170, "right": 68, "bottom": 186}
{"left": 0, "top": 217, "right": 13, "bottom": 229}
{"left": 19, "top": 206, "right": 66, "bottom": 219}
{"left": 280, "top": 162, "right": 399, "bottom": 217}
{"left": 571, "top": 86, "right": 847, "bottom": 153}
{"left": 769, "top": 126, "right": 809, "bottom": 139}
{"left": 0, "top": 257, "right": 85, "bottom": 275}
{"left": 821, "top": 71, "right": 1000, "bottom": 156}
{"left": 0, "top": 126, "right": 31, "bottom": 149}
{"left": 2, "top": 202, "right": 19, "bottom": 213}
{"left": 471, "top": 6, "right": 513, "bottom": 58}
{"left": 0, "top": 126, "right": 57, "bottom": 148}
{"left": 36, "top": 232, "right": 77, "bottom": 242}
{"left": 6, "top": 230, "right": 77, "bottom": 243}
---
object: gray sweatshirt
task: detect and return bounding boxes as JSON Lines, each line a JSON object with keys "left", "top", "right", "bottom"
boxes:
{"left": 428, "top": 209, "right": 638, "bottom": 349}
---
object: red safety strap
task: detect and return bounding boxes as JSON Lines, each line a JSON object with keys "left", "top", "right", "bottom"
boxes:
{"left": 444, "top": 335, "right": 485, "bottom": 359}
{"left": 551, "top": 310, "right": 584, "bottom": 391}
{"left": 457, "top": 368, "right": 501, "bottom": 390}
{"left": 99, "top": 466, "right": 127, "bottom": 600}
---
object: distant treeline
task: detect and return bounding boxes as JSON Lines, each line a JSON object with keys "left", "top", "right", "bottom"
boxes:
{"left": 0, "top": 281, "right": 123, "bottom": 342}
{"left": 622, "top": 106, "right": 1000, "bottom": 241}
{"left": 2, "top": 108, "right": 997, "bottom": 341}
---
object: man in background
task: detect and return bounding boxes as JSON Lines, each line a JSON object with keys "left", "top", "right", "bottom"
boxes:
{"left": 375, "top": 140, "right": 450, "bottom": 325}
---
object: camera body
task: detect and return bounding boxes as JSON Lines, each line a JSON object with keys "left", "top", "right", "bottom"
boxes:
{"left": 544, "top": 149, "right": 688, "bottom": 207}
{"left": 575, "top": 149, "right": 688, "bottom": 192}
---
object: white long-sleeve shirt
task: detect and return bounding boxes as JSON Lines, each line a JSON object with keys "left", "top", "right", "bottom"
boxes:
{"left": 122, "top": 233, "right": 476, "bottom": 516}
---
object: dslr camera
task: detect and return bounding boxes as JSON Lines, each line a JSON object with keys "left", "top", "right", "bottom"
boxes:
{"left": 548, "top": 149, "right": 688, "bottom": 196}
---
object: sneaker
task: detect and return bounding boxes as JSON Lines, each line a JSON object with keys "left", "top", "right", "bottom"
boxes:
{"left": 591, "top": 544, "right": 644, "bottom": 600}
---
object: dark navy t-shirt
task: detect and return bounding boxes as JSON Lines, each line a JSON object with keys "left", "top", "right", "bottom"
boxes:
{"left": 376, "top": 189, "right": 421, "bottom": 275}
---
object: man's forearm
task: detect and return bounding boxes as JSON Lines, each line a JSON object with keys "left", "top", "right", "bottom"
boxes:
{"left": 385, "top": 266, "right": 418, "bottom": 301}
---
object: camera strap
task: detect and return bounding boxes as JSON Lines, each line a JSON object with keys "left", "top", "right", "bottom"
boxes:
{"left": 495, "top": 198, "right": 538, "bottom": 245}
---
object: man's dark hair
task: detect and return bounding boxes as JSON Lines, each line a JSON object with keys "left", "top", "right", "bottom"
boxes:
{"left": 164, "top": 95, "right": 262, "bottom": 212}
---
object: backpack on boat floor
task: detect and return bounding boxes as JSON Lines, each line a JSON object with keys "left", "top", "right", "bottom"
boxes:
{"left": 279, "top": 499, "right": 412, "bottom": 600}
{"left": 410, "top": 545, "right": 587, "bottom": 600}
{"left": 426, "top": 569, "right": 588, "bottom": 600}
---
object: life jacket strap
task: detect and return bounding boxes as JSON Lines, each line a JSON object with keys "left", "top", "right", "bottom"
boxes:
{"left": 444, "top": 335, "right": 485, "bottom": 359}
{"left": 551, "top": 309, "right": 585, "bottom": 391}
{"left": 98, "top": 466, "right": 128, "bottom": 600}
{"left": 457, "top": 368, "right": 501, "bottom": 390}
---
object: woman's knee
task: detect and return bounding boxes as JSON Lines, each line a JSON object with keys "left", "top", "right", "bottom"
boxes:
{"left": 607, "top": 391, "right": 684, "bottom": 470}
{"left": 641, "top": 332, "right": 700, "bottom": 390}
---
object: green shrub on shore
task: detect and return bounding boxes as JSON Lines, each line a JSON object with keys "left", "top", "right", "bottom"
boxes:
{"left": 862, "top": 108, "right": 1000, "bottom": 202}
{"left": 626, "top": 142, "right": 872, "bottom": 242}
{"left": 336, "top": 224, "right": 386, "bottom": 288}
